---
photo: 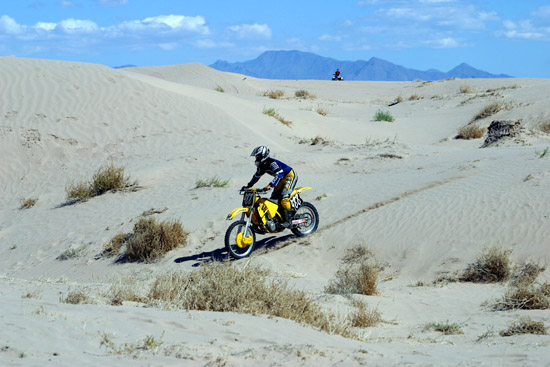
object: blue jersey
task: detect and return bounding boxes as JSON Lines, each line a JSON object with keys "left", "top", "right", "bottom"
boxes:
{"left": 247, "top": 158, "right": 293, "bottom": 188}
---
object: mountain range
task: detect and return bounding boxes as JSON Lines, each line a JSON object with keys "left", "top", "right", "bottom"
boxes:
{"left": 210, "top": 50, "right": 511, "bottom": 81}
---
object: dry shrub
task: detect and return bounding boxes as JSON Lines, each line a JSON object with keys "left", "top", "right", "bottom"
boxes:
{"left": 102, "top": 233, "right": 128, "bottom": 258}
{"left": 471, "top": 101, "right": 513, "bottom": 122}
{"left": 500, "top": 317, "right": 547, "bottom": 337}
{"left": 408, "top": 94, "right": 423, "bottom": 101}
{"left": 107, "top": 281, "right": 148, "bottom": 305}
{"left": 263, "top": 90, "right": 285, "bottom": 99}
{"left": 538, "top": 121, "right": 550, "bottom": 133}
{"left": 295, "top": 89, "right": 315, "bottom": 99}
{"left": 148, "top": 262, "right": 357, "bottom": 338}
{"left": 61, "top": 288, "right": 91, "bottom": 304}
{"left": 460, "top": 246, "right": 512, "bottom": 283}
{"left": 66, "top": 163, "right": 134, "bottom": 201}
{"left": 509, "top": 262, "right": 546, "bottom": 287}
{"left": 19, "top": 197, "right": 37, "bottom": 209}
{"left": 424, "top": 321, "right": 464, "bottom": 335}
{"left": 492, "top": 282, "right": 550, "bottom": 311}
{"left": 349, "top": 300, "right": 381, "bottom": 328}
{"left": 456, "top": 124, "right": 487, "bottom": 140}
{"left": 316, "top": 107, "right": 328, "bottom": 116}
{"left": 326, "top": 245, "right": 379, "bottom": 296}
{"left": 459, "top": 83, "right": 473, "bottom": 94}
{"left": 123, "top": 217, "right": 188, "bottom": 262}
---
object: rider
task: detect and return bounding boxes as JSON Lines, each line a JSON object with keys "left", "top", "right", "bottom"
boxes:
{"left": 242, "top": 146, "right": 298, "bottom": 227}
{"left": 334, "top": 68, "right": 341, "bottom": 78}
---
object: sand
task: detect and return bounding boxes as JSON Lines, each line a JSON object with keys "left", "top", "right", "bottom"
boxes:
{"left": 1, "top": 56, "right": 549, "bottom": 366}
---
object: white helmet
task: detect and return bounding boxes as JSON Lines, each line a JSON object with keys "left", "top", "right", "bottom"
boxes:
{"left": 250, "top": 146, "right": 270, "bottom": 163}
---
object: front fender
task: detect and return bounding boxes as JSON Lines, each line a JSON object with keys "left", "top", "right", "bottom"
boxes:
{"left": 226, "top": 207, "right": 249, "bottom": 220}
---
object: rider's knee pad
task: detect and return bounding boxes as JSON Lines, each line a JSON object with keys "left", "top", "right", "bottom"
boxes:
{"left": 281, "top": 198, "right": 291, "bottom": 209}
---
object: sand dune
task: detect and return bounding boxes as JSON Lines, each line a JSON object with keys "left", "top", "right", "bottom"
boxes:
{"left": 1, "top": 56, "right": 549, "bottom": 366}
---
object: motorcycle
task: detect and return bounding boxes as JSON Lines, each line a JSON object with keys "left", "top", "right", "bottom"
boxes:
{"left": 225, "top": 187, "right": 319, "bottom": 259}
{"left": 332, "top": 73, "right": 343, "bottom": 81}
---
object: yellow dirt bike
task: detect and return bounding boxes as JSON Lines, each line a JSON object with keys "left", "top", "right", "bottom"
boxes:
{"left": 225, "top": 187, "right": 319, "bottom": 259}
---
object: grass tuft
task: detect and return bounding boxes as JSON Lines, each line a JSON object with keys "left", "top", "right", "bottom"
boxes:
{"left": 374, "top": 109, "right": 394, "bottom": 122}
{"left": 195, "top": 176, "right": 229, "bottom": 188}
{"left": 19, "top": 197, "right": 37, "bottom": 209}
{"left": 459, "top": 83, "right": 473, "bottom": 94}
{"left": 460, "top": 246, "right": 512, "bottom": 283}
{"left": 538, "top": 121, "right": 550, "bottom": 133}
{"left": 456, "top": 124, "right": 487, "bottom": 140}
{"left": 66, "top": 163, "right": 134, "bottom": 202}
{"left": 471, "top": 101, "right": 513, "bottom": 122}
{"left": 326, "top": 245, "right": 379, "bottom": 296}
{"left": 60, "top": 288, "right": 91, "bottom": 304}
{"left": 263, "top": 90, "right": 285, "bottom": 99}
{"left": 425, "top": 321, "right": 464, "bottom": 335}
{"left": 295, "top": 90, "right": 315, "bottom": 99}
{"left": 500, "top": 317, "right": 547, "bottom": 337}
{"left": 214, "top": 86, "right": 225, "bottom": 93}
{"left": 262, "top": 107, "right": 293, "bottom": 127}
{"left": 349, "top": 299, "right": 381, "bottom": 328}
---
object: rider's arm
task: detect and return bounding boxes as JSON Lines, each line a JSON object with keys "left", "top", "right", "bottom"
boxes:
{"left": 247, "top": 167, "right": 264, "bottom": 187}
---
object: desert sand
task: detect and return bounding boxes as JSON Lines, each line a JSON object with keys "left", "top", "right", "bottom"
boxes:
{"left": 1, "top": 56, "right": 549, "bottom": 366}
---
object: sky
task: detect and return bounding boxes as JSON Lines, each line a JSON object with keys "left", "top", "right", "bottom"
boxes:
{"left": 1, "top": 0, "right": 550, "bottom": 77}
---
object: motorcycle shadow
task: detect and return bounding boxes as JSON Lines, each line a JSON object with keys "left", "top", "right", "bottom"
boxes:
{"left": 174, "top": 234, "right": 295, "bottom": 267}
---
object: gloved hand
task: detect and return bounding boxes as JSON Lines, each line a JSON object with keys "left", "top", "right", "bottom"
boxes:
{"left": 240, "top": 185, "right": 249, "bottom": 192}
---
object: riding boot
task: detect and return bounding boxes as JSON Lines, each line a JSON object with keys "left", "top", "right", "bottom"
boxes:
{"left": 281, "top": 209, "right": 294, "bottom": 228}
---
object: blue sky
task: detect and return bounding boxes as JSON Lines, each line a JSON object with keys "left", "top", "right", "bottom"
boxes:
{"left": 1, "top": 0, "right": 550, "bottom": 77}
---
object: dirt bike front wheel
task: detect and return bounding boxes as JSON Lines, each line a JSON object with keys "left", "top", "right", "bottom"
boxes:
{"left": 225, "top": 220, "right": 256, "bottom": 259}
{"left": 291, "top": 202, "right": 319, "bottom": 237}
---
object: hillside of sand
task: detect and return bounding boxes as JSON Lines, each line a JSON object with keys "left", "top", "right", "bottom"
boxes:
{"left": 1, "top": 56, "right": 549, "bottom": 366}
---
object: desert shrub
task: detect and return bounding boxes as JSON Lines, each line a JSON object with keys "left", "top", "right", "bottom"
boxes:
{"left": 263, "top": 107, "right": 277, "bottom": 117}
{"left": 147, "top": 262, "right": 357, "bottom": 338}
{"left": 471, "top": 101, "right": 513, "bottom": 122}
{"left": 262, "top": 107, "right": 292, "bottom": 127}
{"left": 19, "top": 197, "right": 37, "bottom": 209}
{"left": 459, "top": 83, "right": 473, "bottom": 94}
{"left": 374, "top": 109, "right": 394, "bottom": 122}
{"left": 316, "top": 107, "right": 328, "bottom": 116}
{"left": 456, "top": 124, "right": 487, "bottom": 140}
{"left": 492, "top": 282, "right": 550, "bottom": 311}
{"left": 460, "top": 246, "right": 512, "bottom": 283}
{"left": 100, "top": 333, "right": 164, "bottom": 356}
{"left": 107, "top": 280, "right": 148, "bottom": 305}
{"left": 295, "top": 89, "right": 315, "bottom": 99}
{"left": 263, "top": 90, "right": 285, "bottom": 99}
{"left": 61, "top": 288, "right": 91, "bottom": 304}
{"left": 123, "top": 217, "right": 188, "bottom": 262}
{"left": 326, "top": 245, "right": 379, "bottom": 296}
{"left": 424, "top": 321, "right": 464, "bottom": 335}
{"left": 538, "top": 121, "right": 550, "bottom": 133}
{"left": 195, "top": 176, "right": 228, "bottom": 188}
{"left": 66, "top": 163, "right": 134, "bottom": 201}
{"left": 102, "top": 233, "right": 129, "bottom": 258}
{"left": 408, "top": 94, "right": 423, "bottom": 101}
{"left": 509, "top": 262, "right": 546, "bottom": 287}
{"left": 500, "top": 317, "right": 547, "bottom": 337}
{"left": 214, "top": 86, "right": 224, "bottom": 93}
{"left": 349, "top": 300, "right": 381, "bottom": 328}
{"left": 56, "top": 245, "right": 86, "bottom": 260}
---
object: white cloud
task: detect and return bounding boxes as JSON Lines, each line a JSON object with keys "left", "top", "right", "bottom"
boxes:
{"left": 60, "top": 1, "right": 78, "bottom": 8}
{"left": 423, "top": 37, "right": 462, "bottom": 48}
{"left": 318, "top": 34, "right": 342, "bottom": 42}
{"left": 58, "top": 19, "right": 99, "bottom": 34}
{"left": 33, "top": 22, "right": 57, "bottom": 32}
{"left": 0, "top": 15, "right": 23, "bottom": 34}
{"left": 95, "top": 0, "right": 128, "bottom": 6}
{"left": 228, "top": 23, "right": 272, "bottom": 39}
{"left": 497, "top": 20, "right": 544, "bottom": 40}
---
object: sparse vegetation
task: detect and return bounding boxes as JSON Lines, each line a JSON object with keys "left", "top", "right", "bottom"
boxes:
{"left": 60, "top": 288, "right": 91, "bottom": 304}
{"left": 500, "top": 317, "right": 547, "bottom": 337}
{"left": 471, "top": 101, "right": 513, "bottom": 122}
{"left": 425, "top": 321, "right": 464, "bottom": 335}
{"left": 326, "top": 245, "right": 379, "bottom": 296}
{"left": 408, "top": 94, "right": 423, "bottom": 101}
{"left": 100, "top": 333, "right": 164, "bottom": 356}
{"left": 263, "top": 90, "right": 285, "bottom": 99}
{"left": 315, "top": 193, "right": 328, "bottom": 201}
{"left": 66, "top": 163, "right": 135, "bottom": 202}
{"left": 195, "top": 176, "right": 229, "bottom": 188}
{"left": 102, "top": 233, "right": 128, "bottom": 258}
{"left": 147, "top": 262, "right": 357, "bottom": 338}
{"left": 348, "top": 300, "right": 381, "bottom": 328}
{"left": 121, "top": 217, "right": 188, "bottom": 262}
{"left": 492, "top": 282, "right": 550, "bottom": 311}
{"left": 56, "top": 245, "right": 86, "bottom": 261}
{"left": 460, "top": 246, "right": 512, "bottom": 283}
{"left": 295, "top": 89, "right": 315, "bottom": 99}
{"left": 214, "top": 86, "right": 225, "bottom": 93}
{"left": 538, "top": 121, "right": 550, "bottom": 133}
{"left": 459, "top": 83, "right": 473, "bottom": 94}
{"left": 456, "top": 124, "right": 487, "bottom": 140}
{"left": 374, "top": 109, "right": 394, "bottom": 122}
{"left": 19, "top": 197, "right": 37, "bottom": 209}
{"left": 536, "top": 146, "right": 549, "bottom": 158}
{"left": 262, "top": 107, "right": 292, "bottom": 127}
{"left": 316, "top": 107, "right": 328, "bottom": 116}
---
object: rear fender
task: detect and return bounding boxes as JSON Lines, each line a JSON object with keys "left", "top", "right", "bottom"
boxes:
{"left": 226, "top": 207, "right": 249, "bottom": 221}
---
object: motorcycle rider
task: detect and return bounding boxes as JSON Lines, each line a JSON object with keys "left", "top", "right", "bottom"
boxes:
{"left": 334, "top": 68, "right": 341, "bottom": 79}
{"left": 241, "top": 146, "right": 297, "bottom": 228}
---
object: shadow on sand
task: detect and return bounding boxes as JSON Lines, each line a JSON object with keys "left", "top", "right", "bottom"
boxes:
{"left": 174, "top": 234, "right": 295, "bottom": 267}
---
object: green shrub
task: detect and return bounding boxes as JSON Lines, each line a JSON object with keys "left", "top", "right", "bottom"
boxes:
{"left": 195, "top": 176, "right": 229, "bottom": 188}
{"left": 374, "top": 109, "right": 394, "bottom": 122}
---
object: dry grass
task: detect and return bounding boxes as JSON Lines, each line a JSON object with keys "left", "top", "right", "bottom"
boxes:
{"left": 100, "top": 333, "right": 164, "bottom": 356}
{"left": 113, "top": 217, "right": 188, "bottom": 262}
{"left": 408, "top": 94, "right": 423, "bottom": 101}
{"left": 460, "top": 246, "right": 512, "bottom": 283}
{"left": 66, "top": 163, "right": 134, "bottom": 201}
{"left": 102, "top": 233, "right": 128, "bottom": 258}
{"left": 459, "top": 83, "right": 473, "bottom": 94}
{"left": 316, "top": 107, "right": 328, "bottom": 116}
{"left": 456, "top": 124, "right": 487, "bottom": 140}
{"left": 349, "top": 300, "right": 381, "bottom": 328}
{"left": 500, "top": 317, "right": 547, "bottom": 337}
{"left": 424, "top": 321, "right": 464, "bottom": 335}
{"left": 19, "top": 197, "right": 37, "bottom": 209}
{"left": 295, "top": 89, "right": 315, "bottom": 99}
{"left": 60, "top": 288, "right": 91, "bottom": 304}
{"left": 195, "top": 176, "right": 228, "bottom": 188}
{"left": 509, "top": 262, "right": 546, "bottom": 287}
{"left": 538, "top": 121, "right": 550, "bottom": 133}
{"left": 262, "top": 107, "right": 292, "bottom": 127}
{"left": 147, "top": 262, "right": 357, "bottom": 338}
{"left": 263, "top": 90, "right": 285, "bottom": 99}
{"left": 492, "top": 282, "right": 550, "bottom": 311}
{"left": 326, "top": 245, "right": 379, "bottom": 296}
{"left": 471, "top": 101, "right": 513, "bottom": 122}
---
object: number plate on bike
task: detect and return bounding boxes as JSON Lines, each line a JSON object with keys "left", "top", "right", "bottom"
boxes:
{"left": 290, "top": 194, "right": 303, "bottom": 210}
{"left": 242, "top": 192, "right": 255, "bottom": 206}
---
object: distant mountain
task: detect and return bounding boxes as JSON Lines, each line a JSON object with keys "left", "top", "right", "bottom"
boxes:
{"left": 210, "top": 50, "right": 511, "bottom": 81}
{"left": 113, "top": 64, "right": 137, "bottom": 69}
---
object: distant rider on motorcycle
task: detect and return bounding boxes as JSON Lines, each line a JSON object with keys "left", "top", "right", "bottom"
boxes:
{"left": 241, "top": 146, "right": 298, "bottom": 227}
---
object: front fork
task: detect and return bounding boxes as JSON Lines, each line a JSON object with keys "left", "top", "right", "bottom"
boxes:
{"left": 241, "top": 212, "right": 253, "bottom": 237}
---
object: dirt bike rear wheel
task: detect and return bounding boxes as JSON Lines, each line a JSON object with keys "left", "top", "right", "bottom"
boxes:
{"left": 291, "top": 202, "right": 319, "bottom": 237}
{"left": 225, "top": 220, "right": 256, "bottom": 259}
